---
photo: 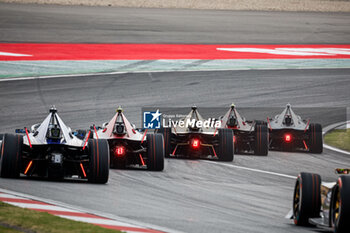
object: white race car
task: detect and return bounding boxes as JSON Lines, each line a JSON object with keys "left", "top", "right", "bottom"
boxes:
{"left": 267, "top": 104, "right": 323, "bottom": 153}
{"left": 90, "top": 107, "right": 164, "bottom": 171}
{"left": 0, "top": 107, "right": 109, "bottom": 183}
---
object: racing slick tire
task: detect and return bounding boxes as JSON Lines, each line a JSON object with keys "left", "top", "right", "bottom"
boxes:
{"left": 218, "top": 129, "right": 234, "bottom": 162}
{"left": 157, "top": 127, "right": 172, "bottom": 158}
{"left": 309, "top": 123, "right": 323, "bottom": 154}
{"left": 146, "top": 134, "right": 164, "bottom": 171}
{"left": 87, "top": 139, "right": 109, "bottom": 184}
{"left": 331, "top": 175, "right": 350, "bottom": 233}
{"left": 293, "top": 172, "right": 321, "bottom": 226}
{"left": 0, "top": 134, "right": 22, "bottom": 178}
{"left": 254, "top": 123, "right": 268, "bottom": 156}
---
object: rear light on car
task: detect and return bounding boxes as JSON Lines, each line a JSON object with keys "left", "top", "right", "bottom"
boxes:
{"left": 114, "top": 146, "right": 125, "bottom": 157}
{"left": 285, "top": 134, "right": 292, "bottom": 142}
{"left": 233, "top": 135, "right": 236, "bottom": 143}
{"left": 191, "top": 139, "right": 200, "bottom": 149}
{"left": 24, "top": 161, "right": 33, "bottom": 175}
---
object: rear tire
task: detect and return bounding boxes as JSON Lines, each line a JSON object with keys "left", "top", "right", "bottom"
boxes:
{"left": 218, "top": 129, "right": 234, "bottom": 161}
{"left": 157, "top": 128, "right": 172, "bottom": 158}
{"left": 331, "top": 176, "right": 350, "bottom": 233}
{"left": 87, "top": 139, "right": 109, "bottom": 184}
{"left": 309, "top": 123, "right": 323, "bottom": 154}
{"left": 0, "top": 134, "right": 22, "bottom": 178}
{"left": 254, "top": 123, "right": 268, "bottom": 156}
{"left": 146, "top": 134, "right": 164, "bottom": 171}
{"left": 293, "top": 172, "right": 321, "bottom": 226}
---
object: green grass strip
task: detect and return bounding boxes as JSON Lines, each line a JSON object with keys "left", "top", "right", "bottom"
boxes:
{"left": 0, "top": 225, "right": 21, "bottom": 233}
{"left": 324, "top": 128, "right": 350, "bottom": 152}
{"left": 0, "top": 202, "right": 121, "bottom": 233}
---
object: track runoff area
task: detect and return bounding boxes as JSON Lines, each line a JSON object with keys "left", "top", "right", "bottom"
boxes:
{"left": 0, "top": 44, "right": 350, "bottom": 79}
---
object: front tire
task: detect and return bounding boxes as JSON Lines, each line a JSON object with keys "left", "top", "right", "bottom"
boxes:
{"left": 331, "top": 175, "right": 350, "bottom": 233}
{"left": 0, "top": 134, "right": 23, "bottom": 178}
{"left": 218, "top": 129, "right": 234, "bottom": 161}
{"left": 87, "top": 139, "right": 109, "bottom": 184}
{"left": 309, "top": 123, "right": 323, "bottom": 154}
{"left": 146, "top": 134, "right": 164, "bottom": 171}
{"left": 293, "top": 172, "right": 321, "bottom": 226}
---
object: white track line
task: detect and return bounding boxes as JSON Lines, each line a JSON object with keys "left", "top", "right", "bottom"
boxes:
{"left": 323, "top": 144, "right": 350, "bottom": 155}
{"left": 323, "top": 120, "right": 350, "bottom": 155}
{"left": 2, "top": 202, "right": 79, "bottom": 212}
{"left": 0, "top": 52, "right": 32, "bottom": 57}
{"left": 0, "top": 193, "right": 25, "bottom": 198}
{"left": 58, "top": 215, "right": 139, "bottom": 227}
{"left": 203, "top": 160, "right": 296, "bottom": 179}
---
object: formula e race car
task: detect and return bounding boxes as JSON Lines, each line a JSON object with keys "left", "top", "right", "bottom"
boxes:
{"left": 221, "top": 104, "right": 268, "bottom": 155}
{"left": 89, "top": 107, "right": 164, "bottom": 171}
{"left": 267, "top": 104, "right": 323, "bottom": 153}
{"left": 157, "top": 106, "right": 234, "bottom": 161}
{"left": 0, "top": 107, "right": 109, "bottom": 183}
{"left": 288, "top": 169, "right": 350, "bottom": 232}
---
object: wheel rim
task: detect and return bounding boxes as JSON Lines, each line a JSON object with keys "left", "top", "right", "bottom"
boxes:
{"left": 293, "top": 181, "right": 301, "bottom": 222}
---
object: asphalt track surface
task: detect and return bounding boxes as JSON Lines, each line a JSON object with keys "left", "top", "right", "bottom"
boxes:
{"left": 1, "top": 69, "right": 350, "bottom": 233}
{"left": 1, "top": 3, "right": 350, "bottom": 44}
{"left": 0, "top": 3, "right": 350, "bottom": 233}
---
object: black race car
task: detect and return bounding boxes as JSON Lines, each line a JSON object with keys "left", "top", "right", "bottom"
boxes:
{"left": 158, "top": 106, "right": 234, "bottom": 161}
{"left": 221, "top": 104, "right": 268, "bottom": 155}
